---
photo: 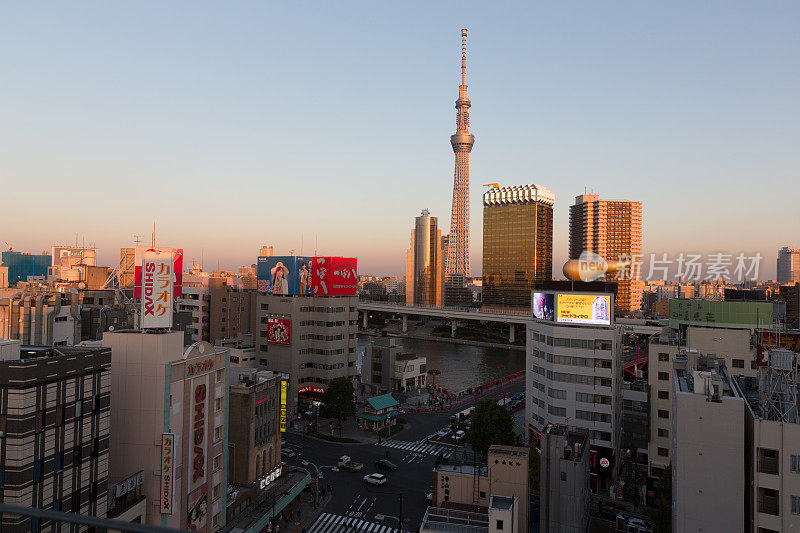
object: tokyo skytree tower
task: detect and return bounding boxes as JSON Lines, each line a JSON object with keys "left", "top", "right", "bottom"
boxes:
{"left": 446, "top": 28, "right": 475, "bottom": 278}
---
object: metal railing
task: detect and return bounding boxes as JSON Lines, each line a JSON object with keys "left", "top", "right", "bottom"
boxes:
{"left": 0, "top": 503, "right": 183, "bottom": 533}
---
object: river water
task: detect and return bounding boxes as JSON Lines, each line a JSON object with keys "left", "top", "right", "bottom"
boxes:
{"left": 357, "top": 335, "right": 525, "bottom": 393}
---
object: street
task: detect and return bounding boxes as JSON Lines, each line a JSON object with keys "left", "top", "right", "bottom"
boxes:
{"left": 282, "top": 378, "right": 526, "bottom": 532}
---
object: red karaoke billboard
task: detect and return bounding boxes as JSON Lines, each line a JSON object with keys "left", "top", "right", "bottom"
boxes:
{"left": 755, "top": 330, "right": 800, "bottom": 366}
{"left": 267, "top": 318, "right": 291, "bottom": 345}
{"left": 311, "top": 257, "right": 357, "bottom": 296}
{"left": 134, "top": 246, "right": 183, "bottom": 298}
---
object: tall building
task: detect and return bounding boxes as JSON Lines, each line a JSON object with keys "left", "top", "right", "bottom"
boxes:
{"left": 569, "top": 194, "right": 643, "bottom": 313}
{"left": 259, "top": 246, "right": 274, "bottom": 258}
{"left": 539, "top": 427, "right": 590, "bottom": 533}
{"left": 0, "top": 251, "right": 52, "bottom": 286}
{"left": 103, "top": 331, "right": 229, "bottom": 531}
{"left": 405, "top": 209, "right": 443, "bottom": 307}
{"left": 482, "top": 184, "right": 554, "bottom": 309}
{"left": 252, "top": 294, "right": 358, "bottom": 413}
{"left": 0, "top": 340, "right": 111, "bottom": 532}
{"left": 777, "top": 246, "right": 800, "bottom": 284}
{"left": 446, "top": 29, "right": 474, "bottom": 281}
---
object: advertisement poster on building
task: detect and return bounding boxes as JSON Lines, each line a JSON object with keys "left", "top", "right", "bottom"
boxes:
{"left": 532, "top": 292, "right": 555, "bottom": 321}
{"left": 141, "top": 251, "right": 174, "bottom": 328}
{"left": 160, "top": 434, "right": 175, "bottom": 515}
{"left": 256, "top": 256, "right": 313, "bottom": 295}
{"left": 267, "top": 318, "right": 291, "bottom": 345}
{"left": 279, "top": 380, "right": 287, "bottom": 432}
{"left": 188, "top": 372, "right": 209, "bottom": 531}
{"left": 187, "top": 484, "right": 208, "bottom": 532}
{"left": 755, "top": 330, "right": 800, "bottom": 366}
{"left": 311, "top": 257, "right": 357, "bottom": 296}
{"left": 556, "top": 294, "right": 612, "bottom": 326}
{"left": 134, "top": 246, "right": 182, "bottom": 298}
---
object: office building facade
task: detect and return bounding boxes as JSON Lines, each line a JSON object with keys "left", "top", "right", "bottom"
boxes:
{"left": 0, "top": 340, "right": 111, "bottom": 532}
{"left": 405, "top": 209, "right": 443, "bottom": 307}
{"left": 778, "top": 247, "right": 800, "bottom": 284}
{"left": 103, "top": 332, "right": 228, "bottom": 531}
{"left": 0, "top": 251, "right": 52, "bottom": 286}
{"left": 253, "top": 294, "right": 358, "bottom": 412}
{"left": 569, "top": 194, "right": 643, "bottom": 313}
{"left": 483, "top": 184, "right": 554, "bottom": 310}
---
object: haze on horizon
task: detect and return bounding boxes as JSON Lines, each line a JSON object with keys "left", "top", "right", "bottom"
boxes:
{"left": 1, "top": 2, "right": 798, "bottom": 279}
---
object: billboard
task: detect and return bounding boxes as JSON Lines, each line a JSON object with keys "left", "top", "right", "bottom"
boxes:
{"left": 134, "top": 246, "right": 183, "bottom": 298}
{"left": 256, "top": 256, "right": 313, "bottom": 295}
{"left": 141, "top": 251, "right": 174, "bottom": 328}
{"left": 756, "top": 330, "right": 800, "bottom": 366}
{"left": 311, "top": 256, "right": 357, "bottom": 296}
{"left": 267, "top": 318, "right": 291, "bottom": 345}
{"left": 279, "top": 380, "right": 287, "bottom": 432}
{"left": 532, "top": 292, "right": 555, "bottom": 321}
{"left": 187, "top": 484, "right": 208, "bottom": 532}
{"left": 556, "top": 294, "right": 612, "bottom": 326}
{"left": 160, "top": 434, "right": 175, "bottom": 515}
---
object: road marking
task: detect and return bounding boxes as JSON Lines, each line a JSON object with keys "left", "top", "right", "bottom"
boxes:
{"left": 309, "top": 513, "right": 396, "bottom": 533}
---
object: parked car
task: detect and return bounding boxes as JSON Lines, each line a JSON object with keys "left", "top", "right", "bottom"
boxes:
{"left": 454, "top": 430, "right": 466, "bottom": 441}
{"left": 363, "top": 473, "right": 387, "bottom": 485}
{"left": 437, "top": 427, "right": 452, "bottom": 438}
{"left": 374, "top": 459, "right": 397, "bottom": 472}
{"left": 512, "top": 392, "right": 524, "bottom": 401}
{"left": 281, "top": 448, "right": 296, "bottom": 458}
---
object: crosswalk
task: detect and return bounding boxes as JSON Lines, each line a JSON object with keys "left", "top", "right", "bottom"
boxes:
{"left": 307, "top": 513, "right": 399, "bottom": 533}
{"left": 375, "top": 438, "right": 445, "bottom": 455}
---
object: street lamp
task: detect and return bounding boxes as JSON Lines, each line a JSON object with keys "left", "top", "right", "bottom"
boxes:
{"left": 302, "top": 461, "right": 337, "bottom": 510}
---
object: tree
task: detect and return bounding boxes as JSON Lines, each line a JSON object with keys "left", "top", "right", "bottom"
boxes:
{"left": 648, "top": 465, "right": 671, "bottom": 533}
{"left": 319, "top": 377, "right": 356, "bottom": 420}
{"left": 467, "top": 398, "right": 515, "bottom": 454}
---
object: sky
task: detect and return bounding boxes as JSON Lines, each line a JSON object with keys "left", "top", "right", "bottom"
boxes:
{"left": 1, "top": 2, "right": 798, "bottom": 279}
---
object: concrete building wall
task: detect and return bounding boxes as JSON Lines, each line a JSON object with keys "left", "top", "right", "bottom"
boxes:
{"left": 749, "top": 417, "right": 800, "bottom": 532}
{"left": 672, "top": 365, "right": 745, "bottom": 533}
{"left": 539, "top": 431, "right": 589, "bottom": 533}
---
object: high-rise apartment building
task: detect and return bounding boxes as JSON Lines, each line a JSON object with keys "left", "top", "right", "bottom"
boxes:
{"left": 777, "top": 246, "right": 800, "bottom": 284}
{"left": 482, "top": 184, "right": 554, "bottom": 309}
{"left": 569, "top": 194, "right": 643, "bottom": 313}
{"left": 252, "top": 294, "right": 358, "bottom": 413}
{"left": 446, "top": 29, "right": 474, "bottom": 281}
{"left": 405, "top": 209, "right": 443, "bottom": 307}
{"left": 0, "top": 340, "right": 111, "bottom": 532}
{"left": 209, "top": 278, "right": 254, "bottom": 345}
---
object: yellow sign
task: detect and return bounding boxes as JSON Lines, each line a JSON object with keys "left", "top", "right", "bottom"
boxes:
{"left": 279, "top": 380, "right": 287, "bottom": 432}
{"left": 556, "top": 294, "right": 612, "bottom": 326}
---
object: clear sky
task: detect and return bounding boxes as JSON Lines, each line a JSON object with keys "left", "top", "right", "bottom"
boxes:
{"left": 1, "top": 1, "right": 798, "bottom": 279}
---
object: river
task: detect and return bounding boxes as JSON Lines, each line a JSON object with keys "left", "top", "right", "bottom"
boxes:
{"left": 357, "top": 335, "right": 525, "bottom": 393}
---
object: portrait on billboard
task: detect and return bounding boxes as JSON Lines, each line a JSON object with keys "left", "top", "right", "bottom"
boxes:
{"left": 271, "top": 262, "right": 290, "bottom": 295}
{"left": 257, "top": 256, "right": 313, "bottom": 295}
{"left": 556, "top": 294, "right": 613, "bottom": 326}
{"left": 532, "top": 292, "right": 555, "bottom": 321}
{"left": 267, "top": 318, "right": 291, "bottom": 345}
{"left": 187, "top": 484, "right": 208, "bottom": 532}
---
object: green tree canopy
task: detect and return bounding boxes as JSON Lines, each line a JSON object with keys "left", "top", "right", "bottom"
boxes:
{"left": 467, "top": 398, "right": 515, "bottom": 454}
{"left": 319, "top": 377, "right": 356, "bottom": 419}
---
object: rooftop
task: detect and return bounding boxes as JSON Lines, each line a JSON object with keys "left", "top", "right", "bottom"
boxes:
{"left": 435, "top": 462, "right": 488, "bottom": 477}
{"left": 674, "top": 355, "right": 739, "bottom": 400}
{"left": 420, "top": 506, "right": 489, "bottom": 533}
{"left": 365, "top": 393, "right": 399, "bottom": 411}
{"left": 489, "top": 495, "right": 515, "bottom": 510}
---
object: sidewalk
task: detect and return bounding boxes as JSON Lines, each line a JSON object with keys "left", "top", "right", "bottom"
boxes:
{"left": 280, "top": 490, "right": 332, "bottom": 533}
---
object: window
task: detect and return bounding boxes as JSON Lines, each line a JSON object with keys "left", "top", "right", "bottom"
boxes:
{"left": 576, "top": 410, "right": 592, "bottom": 421}
{"left": 33, "top": 459, "right": 42, "bottom": 482}
{"left": 732, "top": 359, "right": 745, "bottom": 368}
{"left": 548, "top": 405, "right": 566, "bottom": 417}
{"left": 0, "top": 466, "right": 4, "bottom": 488}
{"left": 213, "top": 483, "right": 221, "bottom": 501}
{"left": 496, "top": 520, "right": 503, "bottom": 530}
{"left": 56, "top": 405, "right": 64, "bottom": 425}
{"left": 658, "top": 391, "right": 669, "bottom": 400}
{"left": 212, "top": 513, "right": 221, "bottom": 528}
{"left": 548, "top": 388, "right": 566, "bottom": 400}
{"left": 216, "top": 369, "right": 224, "bottom": 383}
{"left": 759, "top": 448, "right": 780, "bottom": 475}
{"left": 36, "top": 410, "right": 44, "bottom": 432}
{"left": 74, "top": 446, "right": 82, "bottom": 463}
{"left": 658, "top": 410, "right": 669, "bottom": 419}
{"left": 214, "top": 454, "right": 223, "bottom": 470}
{"left": 75, "top": 400, "right": 82, "bottom": 417}
{"left": 792, "top": 495, "right": 800, "bottom": 515}
{"left": 479, "top": 491, "right": 486, "bottom": 498}
{"left": 658, "top": 447, "right": 669, "bottom": 457}
{"left": 0, "top": 414, "right": 5, "bottom": 437}
{"left": 791, "top": 454, "right": 800, "bottom": 473}
{"left": 658, "top": 428, "right": 669, "bottom": 438}
{"left": 752, "top": 360, "right": 757, "bottom": 370}
{"left": 658, "top": 372, "right": 669, "bottom": 381}
{"left": 658, "top": 353, "right": 669, "bottom": 362}
{"left": 214, "top": 425, "right": 223, "bottom": 441}
{"left": 54, "top": 452, "right": 62, "bottom": 473}
{"left": 560, "top": 472, "right": 567, "bottom": 481}
{"left": 758, "top": 487, "right": 780, "bottom": 516}
{"left": 215, "top": 397, "right": 222, "bottom": 411}
{"left": 576, "top": 392, "right": 594, "bottom": 403}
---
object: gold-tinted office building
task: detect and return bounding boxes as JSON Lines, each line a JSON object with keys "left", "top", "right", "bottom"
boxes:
{"left": 482, "top": 184, "right": 554, "bottom": 310}
{"left": 406, "top": 209, "right": 443, "bottom": 306}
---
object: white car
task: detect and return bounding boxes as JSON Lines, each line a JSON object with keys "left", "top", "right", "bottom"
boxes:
{"left": 363, "top": 473, "right": 387, "bottom": 486}
{"left": 437, "top": 428, "right": 452, "bottom": 438}
{"left": 454, "top": 430, "right": 466, "bottom": 440}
